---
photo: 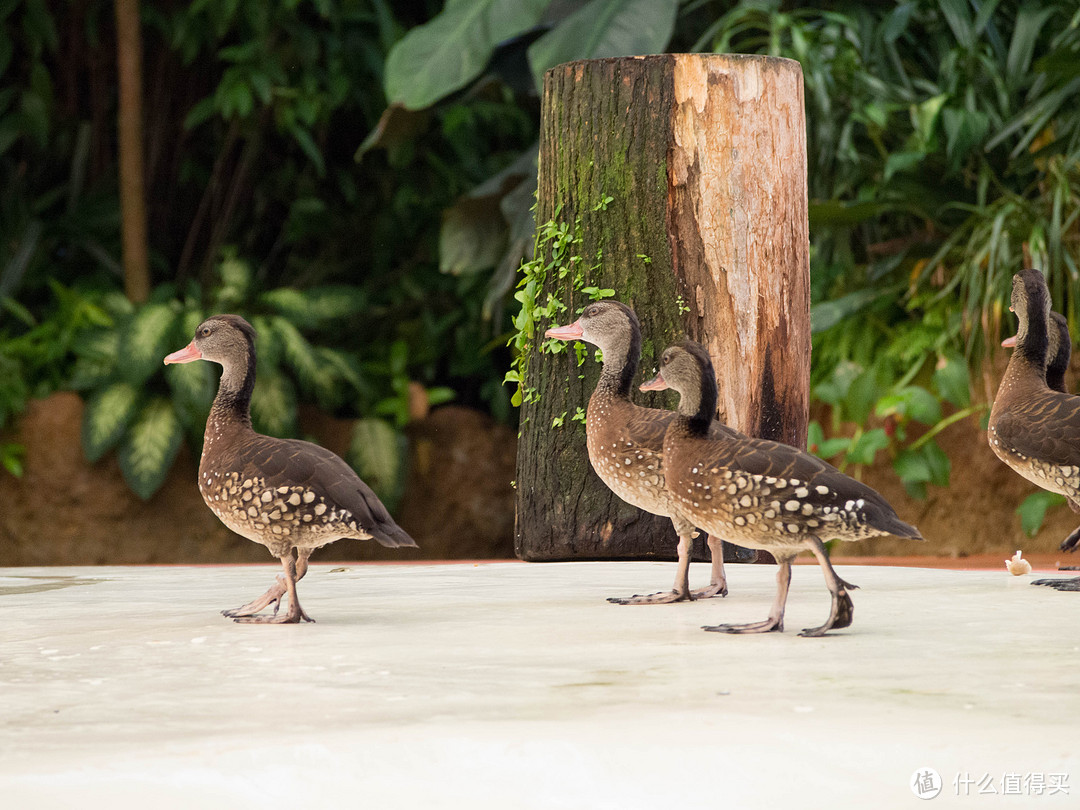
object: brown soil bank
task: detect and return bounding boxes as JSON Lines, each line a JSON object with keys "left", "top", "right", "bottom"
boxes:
{"left": 0, "top": 394, "right": 515, "bottom": 565}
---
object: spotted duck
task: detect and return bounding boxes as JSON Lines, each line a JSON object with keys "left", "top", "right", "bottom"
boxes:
{"left": 545, "top": 300, "right": 735, "bottom": 604}
{"left": 990, "top": 270, "right": 1080, "bottom": 590}
{"left": 164, "top": 315, "right": 418, "bottom": 623}
{"left": 643, "top": 341, "right": 922, "bottom": 636}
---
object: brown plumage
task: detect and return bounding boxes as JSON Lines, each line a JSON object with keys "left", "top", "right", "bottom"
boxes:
{"left": 1046, "top": 312, "right": 1071, "bottom": 395}
{"left": 164, "top": 314, "right": 417, "bottom": 623}
{"left": 545, "top": 301, "right": 734, "bottom": 604}
{"left": 1003, "top": 309, "right": 1070, "bottom": 394}
{"left": 990, "top": 270, "right": 1080, "bottom": 590}
{"left": 644, "top": 341, "right": 922, "bottom": 636}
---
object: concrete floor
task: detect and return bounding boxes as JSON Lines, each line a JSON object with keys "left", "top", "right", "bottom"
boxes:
{"left": 1, "top": 560, "right": 1078, "bottom": 809}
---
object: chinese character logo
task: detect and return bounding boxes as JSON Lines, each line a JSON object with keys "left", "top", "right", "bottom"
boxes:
{"left": 912, "top": 767, "right": 943, "bottom": 800}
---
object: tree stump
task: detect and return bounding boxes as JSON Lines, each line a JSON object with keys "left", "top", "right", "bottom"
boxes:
{"left": 515, "top": 54, "right": 810, "bottom": 561}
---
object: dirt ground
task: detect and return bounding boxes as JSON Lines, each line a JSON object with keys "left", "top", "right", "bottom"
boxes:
{"left": 1, "top": 390, "right": 1076, "bottom": 566}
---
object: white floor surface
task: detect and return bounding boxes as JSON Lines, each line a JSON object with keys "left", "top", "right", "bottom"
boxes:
{"left": 1, "top": 561, "right": 1078, "bottom": 808}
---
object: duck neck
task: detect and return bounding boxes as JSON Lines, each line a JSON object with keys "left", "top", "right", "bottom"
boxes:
{"left": 677, "top": 371, "right": 715, "bottom": 436}
{"left": 208, "top": 350, "right": 256, "bottom": 435}
{"left": 594, "top": 328, "right": 640, "bottom": 399}
{"left": 1014, "top": 309, "right": 1050, "bottom": 382}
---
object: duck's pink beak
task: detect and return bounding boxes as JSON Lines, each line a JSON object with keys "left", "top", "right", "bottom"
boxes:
{"left": 164, "top": 341, "right": 203, "bottom": 365}
{"left": 1001, "top": 335, "right": 1017, "bottom": 348}
{"left": 639, "top": 371, "right": 668, "bottom": 392}
{"left": 545, "top": 321, "right": 583, "bottom": 340}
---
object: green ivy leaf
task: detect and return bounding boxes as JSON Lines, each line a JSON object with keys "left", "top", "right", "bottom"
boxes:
{"left": 118, "top": 398, "right": 183, "bottom": 500}
{"left": 82, "top": 381, "right": 140, "bottom": 462}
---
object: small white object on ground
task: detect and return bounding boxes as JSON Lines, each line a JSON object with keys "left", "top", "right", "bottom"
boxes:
{"left": 1005, "top": 549, "right": 1032, "bottom": 575}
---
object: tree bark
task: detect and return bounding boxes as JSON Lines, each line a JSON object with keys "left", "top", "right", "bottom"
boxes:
{"left": 515, "top": 54, "right": 810, "bottom": 561}
{"left": 114, "top": 0, "right": 150, "bottom": 304}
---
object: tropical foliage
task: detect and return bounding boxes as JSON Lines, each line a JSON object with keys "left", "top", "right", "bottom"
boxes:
{"left": 2, "top": 0, "right": 1079, "bottom": 519}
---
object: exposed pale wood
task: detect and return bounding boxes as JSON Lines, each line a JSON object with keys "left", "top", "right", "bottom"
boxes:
{"left": 516, "top": 54, "right": 809, "bottom": 561}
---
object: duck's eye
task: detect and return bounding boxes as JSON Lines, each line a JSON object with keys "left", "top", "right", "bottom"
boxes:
{"left": 586, "top": 305, "right": 599, "bottom": 317}
{"left": 199, "top": 326, "right": 211, "bottom": 338}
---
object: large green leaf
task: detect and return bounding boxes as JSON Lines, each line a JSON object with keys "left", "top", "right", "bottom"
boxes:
{"left": 441, "top": 146, "right": 537, "bottom": 279}
{"left": 165, "top": 359, "right": 216, "bottom": 439}
{"left": 808, "top": 199, "right": 892, "bottom": 227}
{"left": 932, "top": 350, "right": 971, "bottom": 408}
{"left": 249, "top": 315, "right": 284, "bottom": 370}
{"left": 347, "top": 417, "right": 406, "bottom": 511}
{"left": 251, "top": 371, "right": 297, "bottom": 438}
{"left": 118, "top": 303, "right": 180, "bottom": 386}
{"left": 68, "top": 327, "right": 120, "bottom": 391}
{"left": 845, "top": 428, "right": 890, "bottom": 466}
{"left": 1005, "top": 4, "right": 1057, "bottom": 88}
{"left": 82, "top": 381, "right": 140, "bottom": 462}
{"left": 384, "top": 0, "right": 548, "bottom": 110}
{"left": 118, "top": 398, "right": 184, "bottom": 500}
{"left": 876, "top": 385, "right": 942, "bottom": 426}
{"left": 439, "top": 197, "right": 508, "bottom": 276}
{"left": 259, "top": 285, "right": 367, "bottom": 329}
{"left": 527, "top": 0, "right": 678, "bottom": 88}
{"left": 1018, "top": 491, "right": 1066, "bottom": 537}
{"left": 272, "top": 316, "right": 339, "bottom": 405}
{"left": 811, "top": 284, "right": 901, "bottom": 334}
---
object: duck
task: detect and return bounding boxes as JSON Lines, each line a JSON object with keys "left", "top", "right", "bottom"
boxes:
{"left": 642, "top": 340, "right": 922, "bottom": 636}
{"left": 545, "top": 300, "right": 734, "bottom": 604}
{"left": 164, "top": 314, "right": 418, "bottom": 623}
{"left": 990, "top": 270, "right": 1080, "bottom": 590}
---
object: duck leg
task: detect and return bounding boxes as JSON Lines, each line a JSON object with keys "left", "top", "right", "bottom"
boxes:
{"left": 1035, "top": 512, "right": 1079, "bottom": 586}
{"left": 1060, "top": 525, "right": 1080, "bottom": 553}
{"left": 225, "top": 549, "right": 315, "bottom": 622}
{"left": 798, "top": 538, "right": 858, "bottom": 637}
{"left": 607, "top": 526, "right": 696, "bottom": 605}
{"left": 703, "top": 557, "right": 791, "bottom": 634}
{"left": 689, "top": 534, "right": 728, "bottom": 599}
